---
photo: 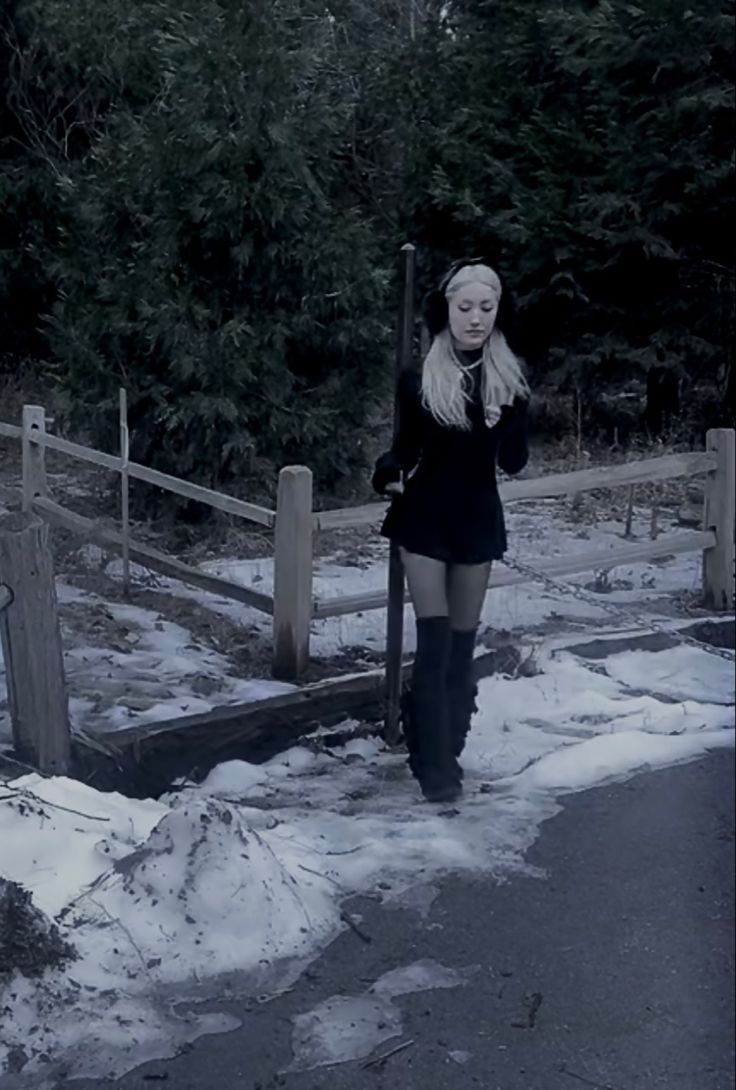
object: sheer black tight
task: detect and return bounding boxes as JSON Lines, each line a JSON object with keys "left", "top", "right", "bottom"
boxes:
{"left": 399, "top": 548, "right": 491, "bottom": 631}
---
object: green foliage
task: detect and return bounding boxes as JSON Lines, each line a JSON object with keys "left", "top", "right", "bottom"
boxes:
{"left": 408, "top": 0, "right": 735, "bottom": 409}
{"left": 1, "top": 0, "right": 733, "bottom": 477}
{"left": 4, "top": 0, "right": 392, "bottom": 488}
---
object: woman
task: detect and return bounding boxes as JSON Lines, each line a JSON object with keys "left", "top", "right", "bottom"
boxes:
{"left": 372, "top": 261, "right": 530, "bottom": 803}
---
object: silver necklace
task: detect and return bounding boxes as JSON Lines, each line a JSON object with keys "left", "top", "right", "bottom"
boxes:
{"left": 458, "top": 356, "right": 482, "bottom": 372}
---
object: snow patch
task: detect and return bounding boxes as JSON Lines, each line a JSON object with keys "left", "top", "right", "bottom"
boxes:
{"left": 287, "top": 959, "right": 465, "bottom": 1072}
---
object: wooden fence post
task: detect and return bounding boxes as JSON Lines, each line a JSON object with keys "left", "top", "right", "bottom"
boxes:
{"left": 272, "top": 466, "right": 313, "bottom": 680}
{"left": 703, "top": 427, "right": 735, "bottom": 611}
{"left": 119, "top": 388, "right": 131, "bottom": 596}
{"left": 0, "top": 512, "right": 70, "bottom": 774}
{"left": 22, "top": 404, "right": 48, "bottom": 512}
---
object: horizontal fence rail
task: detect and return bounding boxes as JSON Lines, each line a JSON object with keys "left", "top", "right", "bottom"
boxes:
{"left": 314, "top": 450, "right": 717, "bottom": 530}
{"left": 2, "top": 405, "right": 733, "bottom": 682}
{"left": 33, "top": 496, "right": 274, "bottom": 614}
{"left": 312, "top": 529, "right": 717, "bottom": 618}
{"left": 27, "top": 430, "right": 276, "bottom": 527}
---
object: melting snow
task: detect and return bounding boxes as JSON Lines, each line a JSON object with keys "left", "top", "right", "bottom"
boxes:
{"left": 0, "top": 497, "right": 733, "bottom": 1084}
{"left": 287, "top": 959, "right": 465, "bottom": 1072}
{"left": 0, "top": 628, "right": 732, "bottom": 1084}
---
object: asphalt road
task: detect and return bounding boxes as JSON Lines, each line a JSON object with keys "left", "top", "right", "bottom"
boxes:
{"left": 60, "top": 748, "right": 735, "bottom": 1090}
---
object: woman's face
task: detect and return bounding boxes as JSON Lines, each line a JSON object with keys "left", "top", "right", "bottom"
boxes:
{"left": 447, "top": 282, "right": 499, "bottom": 349}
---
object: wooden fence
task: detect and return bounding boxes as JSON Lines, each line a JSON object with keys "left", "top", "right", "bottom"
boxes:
{"left": 1, "top": 408, "right": 734, "bottom": 684}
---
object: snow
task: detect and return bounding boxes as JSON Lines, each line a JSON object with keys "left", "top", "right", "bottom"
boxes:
{"left": 0, "top": 494, "right": 734, "bottom": 1084}
{"left": 0, "top": 498, "right": 713, "bottom": 747}
{"left": 1, "top": 622, "right": 732, "bottom": 1084}
{"left": 287, "top": 959, "right": 465, "bottom": 1072}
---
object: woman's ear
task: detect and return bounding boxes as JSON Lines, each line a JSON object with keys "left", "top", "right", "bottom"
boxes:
{"left": 422, "top": 290, "right": 448, "bottom": 337}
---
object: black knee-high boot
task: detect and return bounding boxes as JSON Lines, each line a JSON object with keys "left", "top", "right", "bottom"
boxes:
{"left": 401, "top": 616, "right": 462, "bottom": 803}
{"left": 447, "top": 628, "right": 478, "bottom": 761}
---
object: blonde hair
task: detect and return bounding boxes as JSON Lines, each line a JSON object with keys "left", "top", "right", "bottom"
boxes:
{"left": 422, "top": 262, "right": 530, "bottom": 429}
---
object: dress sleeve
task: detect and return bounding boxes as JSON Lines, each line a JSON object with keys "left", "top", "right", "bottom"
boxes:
{"left": 372, "top": 370, "right": 423, "bottom": 495}
{"left": 496, "top": 397, "right": 529, "bottom": 476}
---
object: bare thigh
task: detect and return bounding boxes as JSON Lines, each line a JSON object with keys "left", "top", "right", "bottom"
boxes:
{"left": 447, "top": 562, "right": 492, "bottom": 629}
{"left": 399, "top": 548, "right": 449, "bottom": 618}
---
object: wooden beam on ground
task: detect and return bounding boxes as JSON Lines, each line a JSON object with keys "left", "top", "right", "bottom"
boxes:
{"left": 72, "top": 617, "right": 732, "bottom": 797}
{"left": 312, "top": 529, "right": 717, "bottom": 618}
{"left": 0, "top": 511, "right": 70, "bottom": 774}
{"left": 314, "top": 451, "right": 717, "bottom": 531}
{"left": 32, "top": 496, "right": 274, "bottom": 614}
{"left": 75, "top": 641, "right": 518, "bottom": 794}
{"left": 76, "top": 671, "right": 390, "bottom": 794}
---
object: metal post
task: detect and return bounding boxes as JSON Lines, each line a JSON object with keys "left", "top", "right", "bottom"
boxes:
{"left": 384, "top": 243, "right": 416, "bottom": 744}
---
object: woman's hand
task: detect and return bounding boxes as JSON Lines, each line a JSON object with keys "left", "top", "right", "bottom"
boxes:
{"left": 384, "top": 480, "right": 404, "bottom": 496}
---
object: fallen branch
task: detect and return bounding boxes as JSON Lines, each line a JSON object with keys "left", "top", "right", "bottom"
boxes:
{"left": 297, "top": 863, "right": 343, "bottom": 889}
{"left": 0, "top": 753, "right": 48, "bottom": 778}
{"left": 339, "top": 909, "right": 372, "bottom": 944}
{"left": 5, "top": 786, "right": 111, "bottom": 823}
{"left": 88, "top": 897, "right": 153, "bottom": 981}
{"left": 362, "top": 1038, "right": 414, "bottom": 1069}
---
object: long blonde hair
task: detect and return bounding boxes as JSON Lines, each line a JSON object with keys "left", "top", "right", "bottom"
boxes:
{"left": 422, "top": 323, "right": 530, "bottom": 431}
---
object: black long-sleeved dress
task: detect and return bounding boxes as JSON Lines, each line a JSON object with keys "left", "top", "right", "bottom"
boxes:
{"left": 372, "top": 352, "right": 529, "bottom": 565}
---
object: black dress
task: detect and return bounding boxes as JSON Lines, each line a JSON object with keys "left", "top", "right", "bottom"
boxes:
{"left": 372, "top": 351, "right": 529, "bottom": 565}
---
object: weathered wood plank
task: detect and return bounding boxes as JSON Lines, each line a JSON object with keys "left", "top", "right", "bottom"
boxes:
{"left": 28, "top": 430, "right": 276, "bottom": 527}
{"left": 32, "top": 496, "right": 274, "bottom": 614}
{"left": 0, "top": 421, "right": 22, "bottom": 440}
{"left": 32, "top": 429, "right": 120, "bottom": 471}
{"left": 312, "top": 529, "right": 717, "bottom": 618}
{"left": 74, "top": 614, "right": 732, "bottom": 797}
{"left": 314, "top": 451, "right": 717, "bottom": 531}
{"left": 0, "top": 512, "right": 70, "bottom": 774}
{"left": 22, "top": 405, "right": 48, "bottom": 512}
{"left": 272, "top": 466, "right": 313, "bottom": 680}
{"left": 129, "top": 462, "right": 275, "bottom": 527}
{"left": 703, "top": 428, "right": 735, "bottom": 611}
{"left": 77, "top": 643, "right": 520, "bottom": 793}
{"left": 119, "top": 389, "right": 131, "bottom": 596}
{"left": 498, "top": 451, "right": 717, "bottom": 502}
{"left": 92, "top": 670, "right": 386, "bottom": 751}
{"left": 314, "top": 502, "right": 386, "bottom": 531}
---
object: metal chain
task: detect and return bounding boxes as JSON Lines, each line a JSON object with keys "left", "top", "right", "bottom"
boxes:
{"left": 501, "top": 553, "right": 735, "bottom": 663}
